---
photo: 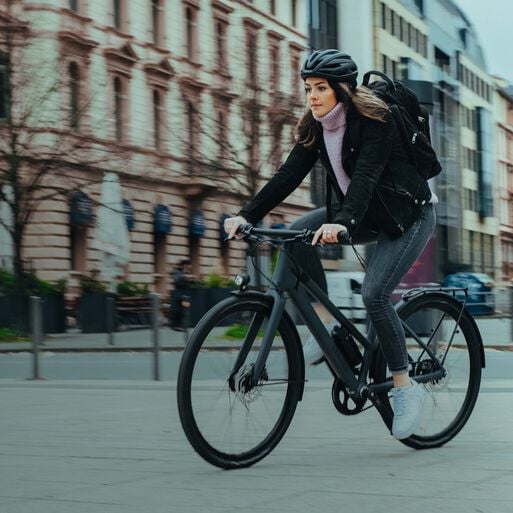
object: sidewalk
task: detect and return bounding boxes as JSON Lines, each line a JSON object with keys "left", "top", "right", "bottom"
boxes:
{"left": 1, "top": 316, "right": 512, "bottom": 353}
{"left": 1, "top": 378, "right": 513, "bottom": 513}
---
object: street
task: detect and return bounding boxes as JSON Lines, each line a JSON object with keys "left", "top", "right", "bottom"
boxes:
{"left": 1, "top": 321, "right": 513, "bottom": 513}
{"left": 1, "top": 375, "right": 513, "bottom": 513}
{"left": 0, "top": 349, "right": 512, "bottom": 381}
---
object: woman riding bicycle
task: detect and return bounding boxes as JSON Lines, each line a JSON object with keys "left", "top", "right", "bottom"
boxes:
{"left": 224, "top": 49, "right": 438, "bottom": 440}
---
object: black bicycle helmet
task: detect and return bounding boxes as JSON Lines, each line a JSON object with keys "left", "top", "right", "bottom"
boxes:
{"left": 301, "top": 49, "right": 358, "bottom": 85}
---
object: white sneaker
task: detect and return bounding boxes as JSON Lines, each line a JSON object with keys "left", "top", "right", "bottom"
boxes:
{"left": 392, "top": 379, "right": 426, "bottom": 440}
{"left": 302, "top": 320, "right": 338, "bottom": 366}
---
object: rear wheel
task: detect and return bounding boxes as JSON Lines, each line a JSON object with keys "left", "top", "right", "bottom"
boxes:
{"left": 372, "top": 292, "right": 482, "bottom": 448}
{"left": 177, "top": 296, "right": 303, "bottom": 469}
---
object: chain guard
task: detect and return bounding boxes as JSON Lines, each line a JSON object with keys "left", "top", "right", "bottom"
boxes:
{"left": 331, "top": 378, "right": 367, "bottom": 416}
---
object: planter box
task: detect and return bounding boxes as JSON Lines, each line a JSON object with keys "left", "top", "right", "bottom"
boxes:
{"left": 170, "top": 287, "right": 235, "bottom": 328}
{"left": 0, "top": 294, "right": 66, "bottom": 333}
{"left": 78, "top": 292, "right": 117, "bottom": 333}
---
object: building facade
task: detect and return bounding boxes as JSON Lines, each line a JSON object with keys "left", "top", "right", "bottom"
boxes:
{"left": 0, "top": 0, "right": 311, "bottom": 299}
{"left": 494, "top": 78, "right": 513, "bottom": 282}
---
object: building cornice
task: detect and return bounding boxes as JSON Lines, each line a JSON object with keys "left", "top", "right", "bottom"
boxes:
{"left": 211, "top": 0, "right": 234, "bottom": 15}
{"left": 58, "top": 31, "right": 98, "bottom": 53}
{"left": 144, "top": 59, "right": 175, "bottom": 88}
{"left": 104, "top": 43, "right": 139, "bottom": 76}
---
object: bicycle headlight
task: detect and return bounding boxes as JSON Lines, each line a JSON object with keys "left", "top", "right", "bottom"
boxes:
{"left": 235, "top": 274, "right": 250, "bottom": 287}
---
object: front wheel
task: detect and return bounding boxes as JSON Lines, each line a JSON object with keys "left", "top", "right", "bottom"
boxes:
{"left": 177, "top": 296, "right": 303, "bottom": 469}
{"left": 372, "top": 292, "right": 483, "bottom": 449}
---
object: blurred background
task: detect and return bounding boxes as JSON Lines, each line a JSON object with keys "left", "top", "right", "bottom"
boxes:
{"left": 1, "top": 0, "right": 512, "bottom": 337}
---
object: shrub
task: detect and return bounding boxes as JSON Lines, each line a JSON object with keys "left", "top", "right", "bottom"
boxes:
{"left": 201, "top": 273, "right": 236, "bottom": 289}
{"left": 116, "top": 280, "right": 150, "bottom": 297}
{"left": 79, "top": 271, "right": 108, "bottom": 293}
{"left": 0, "top": 268, "right": 66, "bottom": 295}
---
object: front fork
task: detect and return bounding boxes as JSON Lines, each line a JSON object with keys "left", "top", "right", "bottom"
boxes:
{"left": 227, "top": 290, "right": 286, "bottom": 389}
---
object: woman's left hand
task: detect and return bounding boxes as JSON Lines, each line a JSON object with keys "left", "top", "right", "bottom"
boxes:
{"left": 312, "top": 224, "right": 348, "bottom": 245}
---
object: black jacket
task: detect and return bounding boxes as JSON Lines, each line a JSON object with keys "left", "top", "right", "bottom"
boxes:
{"left": 239, "top": 103, "right": 433, "bottom": 241}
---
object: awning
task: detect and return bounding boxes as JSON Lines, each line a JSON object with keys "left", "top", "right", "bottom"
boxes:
{"left": 122, "top": 199, "right": 135, "bottom": 231}
{"left": 189, "top": 210, "right": 205, "bottom": 237}
{"left": 70, "top": 191, "right": 93, "bottom": 225}
{"left": 154, "top": 204, "right": 172, "bottom": 233}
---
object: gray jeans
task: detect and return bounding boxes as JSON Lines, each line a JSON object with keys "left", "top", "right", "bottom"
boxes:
{"left": 288, "top": 204, "right": 436, "bottom": 373}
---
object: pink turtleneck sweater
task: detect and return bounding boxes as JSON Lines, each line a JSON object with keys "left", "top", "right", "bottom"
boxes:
{"left": 313, "top": 102, "right": 350, "bottom": 195}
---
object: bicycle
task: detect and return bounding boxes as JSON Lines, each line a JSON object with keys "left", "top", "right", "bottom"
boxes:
{"left": 177, "top": 225, "right": 485, "bottom": 469}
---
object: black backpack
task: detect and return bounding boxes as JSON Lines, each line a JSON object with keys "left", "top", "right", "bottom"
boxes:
{"left": 362, "top": 70, "right": 442, "bottom": 180}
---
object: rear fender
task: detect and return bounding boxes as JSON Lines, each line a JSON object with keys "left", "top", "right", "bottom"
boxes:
{"left": 398, "top": 290, "right": 485, "bottom": 368}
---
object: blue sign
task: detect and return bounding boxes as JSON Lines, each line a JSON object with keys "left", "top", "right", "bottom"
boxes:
{"left": 70, "top": 191, "right": 93, "bottom": 225}
{"left": 189, "top": 210, "right": 205, "bottom": 237}
{"left": 154, "top": 204, "right": 172, "bottom": 233}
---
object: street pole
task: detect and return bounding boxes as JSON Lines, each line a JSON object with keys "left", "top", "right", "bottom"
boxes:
{"left": 151, "top": 293, "right": 161, "bottom": 381}
{"left": 30, "top": 296, "right": 43, "bottom": 380}
{"left": 106, "top": 296, "right": 115, "bottom": 345}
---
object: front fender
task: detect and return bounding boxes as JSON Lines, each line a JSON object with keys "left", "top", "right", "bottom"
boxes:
{"left": 231, "top": 290, "right": 306, "bottom": 400}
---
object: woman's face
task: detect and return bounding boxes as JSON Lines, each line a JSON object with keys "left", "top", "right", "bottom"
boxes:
{"left": 304, "top": 77, "right": 338, "bottom": 117}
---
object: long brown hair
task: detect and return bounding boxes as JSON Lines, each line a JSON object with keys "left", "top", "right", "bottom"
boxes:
{"left": 295, "top": 82, "right": 389, "bottom": 149}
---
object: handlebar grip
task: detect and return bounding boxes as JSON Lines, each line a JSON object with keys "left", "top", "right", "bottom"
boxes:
{"left": 337, "top": 230, "right": 350, "bottom": 244}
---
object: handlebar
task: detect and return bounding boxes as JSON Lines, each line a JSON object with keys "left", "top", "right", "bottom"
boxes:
{"left": 234, "top": 224, "right": 351, "bottom": 245}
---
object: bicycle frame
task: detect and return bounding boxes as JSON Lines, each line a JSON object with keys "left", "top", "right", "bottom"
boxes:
{"left": 245, "top": 231, "right": 446, "bottom": 397}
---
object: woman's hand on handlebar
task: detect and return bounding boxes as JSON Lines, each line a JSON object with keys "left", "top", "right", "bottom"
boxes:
{"left": 224, "top": 215, "right": 248, "bottom": 239}
{"left": 311, "top": 223, "right": 348, "bottom": 245}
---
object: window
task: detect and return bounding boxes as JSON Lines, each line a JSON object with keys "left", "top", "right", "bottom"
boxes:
{"left": 113, "top": 76, "right": 125, "bottom": 142}
{"left": 290, "top": 49, "right": 301, "bottom": 99}
{"left": 291, "top": 0, "right": 297, "bottom": 26}
{"left": 185, "top": 5, "right": 198, "bottom": 60}
{"left": 214, "top": 19, "right": 228, "bottom": 72}
{"left": 384, "top": 5, "right": 392, "bottom": 32}
{"left": 69, "top": 62, "right": 80, "bottom": 130}
{"left": 151, "top": 0, "right": 163, "bottom": 46}
{"left": 69, "top": 0, "right": 78, "bottom": 11}
{"left": 153, "top": 89, "right": 163, "bottom": 151}
{"left": 185, "top": 100, "right": 200, "bottom": 164}
{"left": 217, "top": 108, "right": 228, "bottom": 162}
{"left": 113, "top": 0, "right": 122, "bottom": 29}
{"left": 270, "top": 0, "right": 276, "bottom": 15}
{"left": 269, "top": 44, "right": 280, "bottom": 92}
{"left": 246, "top": 30, "right": 258, "bottom": 84}
{"left": 0, "top": 54, "right": 8, "bottom": 122}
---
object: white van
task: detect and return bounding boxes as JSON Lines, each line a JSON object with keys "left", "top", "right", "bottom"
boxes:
{"left": 325, "top": 271, "right": 366, "bottom": 323}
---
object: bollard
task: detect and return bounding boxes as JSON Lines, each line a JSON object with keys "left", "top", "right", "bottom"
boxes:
{"left": 30, "top": 296, "right": 43, "bottom": 380}
{"left": 510, "top": 287, "right": 513, "bottom": 344}
{"left": 183, "top": 294, "right": 191, "bottom": 345}
{"left": 151, "top": 293, "right": 161, "bottom": 381}
{"left": 106, "top": 296, "right": 115, "bottom": 345}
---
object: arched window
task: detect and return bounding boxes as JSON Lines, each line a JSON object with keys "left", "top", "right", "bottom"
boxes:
{"left": 114, "top": 76, "right": 123, "bottom": 141}
{"left": 69, "top": 62, "right": 80, "bottom": 130}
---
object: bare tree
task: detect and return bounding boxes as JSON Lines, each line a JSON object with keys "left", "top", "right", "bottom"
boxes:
{"left": 0, "top": 5, "right": 124, "bottom": 328}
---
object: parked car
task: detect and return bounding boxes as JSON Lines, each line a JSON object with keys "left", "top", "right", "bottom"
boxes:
{"left": 442, "top": 272, "right": 495, "bottom": 315}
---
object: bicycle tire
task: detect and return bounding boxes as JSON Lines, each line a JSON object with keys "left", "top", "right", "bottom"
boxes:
{"left": 177, "top": 295, "right": 303, "bottom": 469}
{"left": 371, "top": 292, "right": 482, "bottom": 449}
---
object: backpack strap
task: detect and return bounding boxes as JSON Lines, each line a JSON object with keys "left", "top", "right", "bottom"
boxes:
{"left": 362, "top": 70, "right": 396, "bottom": 91}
